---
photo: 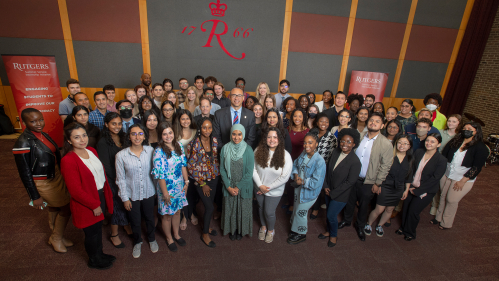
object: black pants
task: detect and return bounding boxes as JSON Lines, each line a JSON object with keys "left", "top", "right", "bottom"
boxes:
{"left": 82, "top": 189, "right": 106, "bottom": 259}
{"left": 343, "top": 179, "right": 374, "bottom": 228}
{"left": 401, "top": 192, "right": 435, "bottom": 239}
{"left": 182, "top": 179, "right": 200, "bottom": 220}
{"left": 194, "top": 176, "right": 219, "bottom": 234}
{"left": 128, "top": 195, "right": 156, "bottom": 245}
{"left": 215, "top": 178, "right": 223, "bottom": 212}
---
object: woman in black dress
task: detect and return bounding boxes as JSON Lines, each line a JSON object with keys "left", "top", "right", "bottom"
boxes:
{"left": 142, "top": 110, "right": 160, "bottom": 149}
{"left": 364, "top": 135, "right": 414, "bottom": 237}
{"left": 96, "top": 112, "right": 132, "bottom": 247}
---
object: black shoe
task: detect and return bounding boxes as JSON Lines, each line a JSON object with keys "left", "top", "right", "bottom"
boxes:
{"left": 328, "top": 239, "right": 336, "bottom": 247}
{"left": 317, "top": 233, "right": 328, "bottom": 240}
{"left": 338, "top": 221, "right": 351, "bottom": 229}
{"left": 286, "top": 210, "right": 293, "bottom": 215}
{"left": 288, "top": 231, "right": 296, "bottom": 238}
{"left": 173, "top": 237, "right": 186, "bottom": 246}
{"left": 404, "top": 236, "right": 414, "bottom": 241}
{"left": 200, "top": 235, "right": 216, "bottom": 248}
{"left": 88, "top": 255, "right": 114, "bottom": 270}
{"left": 310, "top": 213, "right": 318, "bottom": 220}
{"left": 110, "top": 235, "right": 125, "bottom": 248}
{"left": 229, "top": 233, "right": 236, "bottom": 241}
{"left": 395, "top": 228, "right": 404, "bottom": 235}
{"left": 101, "top": 253, "right": 116, "bottom": 263}
{"left": 364, "top": 225, "right": 372, "bottom": 236}
{"left": 356, "top": 225, "right": 366, "bottom": 241}
{"left": 384, "top": 222, "right": 391, "bottom": 227}
{"left": 208, "top": 230, "right": 218, "bottom": 236}
{"left": 287, "top": 234, "right": 306, "bottom": 245}
{"left": 236, "top": 233, "right": 243, "bottom": 240}
{"left": 167, "top": 242, "right": 178, "bottom": 252}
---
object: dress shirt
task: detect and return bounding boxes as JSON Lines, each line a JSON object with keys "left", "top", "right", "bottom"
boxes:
{"left": 88, "top": 109, "right": 108, "bottom": 131}
{"left": 275, "top": 93, "right": 291, "bottom": 111}
{"left": 122, "top": 119, "right": 132, "bottom": 133}
{"left": 355, "top": 133, "right": 378, "bottom": 178}
{"left": 115, "top": 146, "right": 156, "bottom": 202}
{"left": 445, "top": 149, "right": 475, "bottom": 182}
{"left": 230, "top": 106, "right": 242, "bottom": 125}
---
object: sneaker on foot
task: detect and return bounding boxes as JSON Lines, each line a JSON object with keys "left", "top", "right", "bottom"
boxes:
{"left": 364, "top": 225, "right": 372, "bottom": 236}
{"left": 320, "top": 204, "right": 326, "bottom": 209}
{"left": 149, "top": 240, "right": 159, "bottom": 253}
{"left": 375, "top": 225, "right": 384, "bottom": 237}
{"left": 265, "top": 231, "right": 274, "bottom": 243}
{"left": 258, "top": 228, "right": 266, "bottom": 241}
{"left": 132, "top": 242, "right": 142, "bottom": 258}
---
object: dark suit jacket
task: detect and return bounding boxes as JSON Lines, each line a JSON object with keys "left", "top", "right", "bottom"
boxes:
{"left": 323, "top": 107, "right": 341, "bottom": 130}
{"left": 324, "top": 149, "right": 362, "bottom": 203}
{"left": 213, "top": 107, "right": 256, "bottom": 148}
{"left": 412, "top": 148, "right": 447, "bottom": 196}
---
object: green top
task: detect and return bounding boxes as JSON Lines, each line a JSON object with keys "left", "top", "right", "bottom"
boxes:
{"left": 220, "top": 145, "right": 254, "bottom": 199}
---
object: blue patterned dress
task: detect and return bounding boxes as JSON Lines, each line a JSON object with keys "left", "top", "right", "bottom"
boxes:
{"left": 152, "top": 143, "right": 188, "bottom": 215}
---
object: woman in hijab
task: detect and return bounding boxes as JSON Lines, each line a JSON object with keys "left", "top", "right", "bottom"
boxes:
{"left": 220, "top": 124, "right": 255, "bottom": 240}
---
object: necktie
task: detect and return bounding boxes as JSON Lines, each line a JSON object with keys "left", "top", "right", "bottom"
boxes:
{"left": 233, "top": 111, "right": 239, "bottom": 125}
{"left": 125, "top": 122, "right": 130, "bottom": 132}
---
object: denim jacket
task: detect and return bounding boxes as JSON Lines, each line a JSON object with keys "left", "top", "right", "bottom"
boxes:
{"left": 291, "top": 151, "right": 326, "bottom": 203}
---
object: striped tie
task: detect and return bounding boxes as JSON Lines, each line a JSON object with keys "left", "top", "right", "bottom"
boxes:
{"left": 233, "top": 111, "right": 239, "bottom": 124}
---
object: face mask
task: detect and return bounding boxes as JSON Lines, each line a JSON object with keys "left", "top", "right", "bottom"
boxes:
{"left": 416, "top": 128, "right": 428, "bottom": 136}
{"left": 308, "top": 113, "right": 317, "bottom": 119}
{"left": 120, "top": 109, "right": 133, "bottom": 119}
{"left": 426, "top": 104, "right": 437, "bottom": 111}
{"left": 462, "top": 130, "right": 474, "bottom": 139}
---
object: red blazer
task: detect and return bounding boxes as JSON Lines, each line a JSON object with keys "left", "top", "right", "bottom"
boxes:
{"left": 61, "top": 147, "right": 113, "bottom": 229}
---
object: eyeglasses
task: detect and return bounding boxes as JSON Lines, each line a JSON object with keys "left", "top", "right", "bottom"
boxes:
{"left": 163, "top": 108, "right": 174, "bottom": 112}
{"left": 142, "top": 101, "right": 152, "bottom": 105}
{"left": 180, "top": 82, "right": 188, "bottom": 85}
{"left": 205, "top": 93, "right": 214, "bottom": 96}
{"left": 231, "top": 94, "right": 244, "bottom": 98}
{"left": 119, "top": 106, "right": 132, "bottom": 110}
{"left": 398, "top": 142, "right": 410, "bottom": 146}
{"left": 237, "top": 83, "right": 245, "bottom": 86}
{"left": 131, "top": 132, "right": 144, "bottom": 136}
{"left": 340, "top": 140, "right": 353, "bottom": 144}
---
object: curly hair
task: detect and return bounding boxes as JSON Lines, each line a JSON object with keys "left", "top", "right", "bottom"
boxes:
{"left": 289, "top": 108, "right": 308, "bottom": 129}
{"left": 423, "top": 93, "right": 443, "bottom": 106}
{"left": 337, "top": 128, "right": 361, "bottom": 149}
{"left": 123, "top": 123, "right": 150, "bottom": 148}
{"left": 282, "top": 97, "right": 297, "bottom": 112}
{"left": 138, "top": 95, "right": 160, "bottom": 118}
{"left": 255, "top": 127, "right": 285, "bottom": 170}
{"left": 157, "top": 121, "right": 182, "bottom": 159}
{"left": 100, "top": 112, "right": 125, "bottom": 147}
{"left": 312, "top": 112, "right": 329, "bottom": 129}
{"left": 347, "top": 93, "right": 364, "bottom": 107}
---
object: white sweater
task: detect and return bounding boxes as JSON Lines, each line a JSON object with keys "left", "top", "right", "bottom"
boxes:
{"left": 253, "top": 149, "right": 293, "bottom": 197}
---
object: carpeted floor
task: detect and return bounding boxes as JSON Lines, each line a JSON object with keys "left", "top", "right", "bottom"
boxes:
{"left": 1, "top": 138, "right": 498, "bottom": 281}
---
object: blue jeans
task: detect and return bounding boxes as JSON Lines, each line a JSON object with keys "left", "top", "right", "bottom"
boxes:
{"left": 325, "top": 196, "right": 347, "bottom": 237}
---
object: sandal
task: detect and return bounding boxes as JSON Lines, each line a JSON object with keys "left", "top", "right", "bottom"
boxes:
{"left": 191, "top": 215, "right": 199, "bottom": 226}
{"left": 429, "top": 219, "right": 439, "bottom": 225}
{"left": 110, "top": 234, "right": 125, "bottom": 248}
{"left": 438, "top": 224, "right": 449, "bottom": 230}
{"left": 395, "top": 229, "right": 403, "bottom": 236}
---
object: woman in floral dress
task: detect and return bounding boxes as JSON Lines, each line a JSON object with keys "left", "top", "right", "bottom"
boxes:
{"left": 152, "top": 122, "right": 189, "bottom": 252}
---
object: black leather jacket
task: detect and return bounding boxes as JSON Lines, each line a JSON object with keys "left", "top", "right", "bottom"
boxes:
{"left": 13, "top": 129, "right": 61, "bottom": 200}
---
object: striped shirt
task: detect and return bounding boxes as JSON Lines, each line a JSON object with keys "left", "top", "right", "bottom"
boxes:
{"left": 115, "top": 146, "right": 156, "bottom": 202}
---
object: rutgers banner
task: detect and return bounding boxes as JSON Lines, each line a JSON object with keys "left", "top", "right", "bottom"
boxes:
{"left": 2, "top": 55, "right": 64, "bottom": 146}
{"left": 348, "top": 71, "right": 389, "bottom": 103}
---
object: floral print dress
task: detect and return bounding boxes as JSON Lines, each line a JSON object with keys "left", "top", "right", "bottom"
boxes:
{"left": 152, "top": 143, "right": 188, "bottom": 215}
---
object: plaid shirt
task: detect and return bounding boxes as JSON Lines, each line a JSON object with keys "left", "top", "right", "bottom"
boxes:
{"left": 176, "top": 90, "right": 186, "bottom": 104}
{"left": 88, "top": 109, "right": 108, "bottom": 130}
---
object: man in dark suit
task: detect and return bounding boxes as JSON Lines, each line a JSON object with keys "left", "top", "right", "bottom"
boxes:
{"left": 213, "top": 88, "right": 256, "bottom": 148}
{"left": 116, "top": 99, "right": 141, "bottom": 133}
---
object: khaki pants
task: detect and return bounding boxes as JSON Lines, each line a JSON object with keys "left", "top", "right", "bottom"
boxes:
{"left": 435, "top": 175, "right": 474, "bottom": 228}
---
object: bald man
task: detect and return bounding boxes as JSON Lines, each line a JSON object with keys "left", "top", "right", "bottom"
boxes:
{"left": 141, "top": 73, "right": 152, "bottom": 93}
{"left": 213, "top": 87, "right": 256, "bottom": 148}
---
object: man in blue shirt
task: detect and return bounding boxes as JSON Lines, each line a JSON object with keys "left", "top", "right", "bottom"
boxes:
{"left": 405, "top": 108, "right": 439, "bottom": 135}
{"left": 409, "top": 118, "right": 433, "bottom": 152}
{"left": 116, "top": 99, "right": 140, "bottom": 133}
{"left": 88, "top": 91, "right": 109, "bottom": 130}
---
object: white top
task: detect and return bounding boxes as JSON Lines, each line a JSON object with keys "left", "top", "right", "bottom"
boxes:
{"left": 315, "top": 101, "right": 325, "bottom": 112}
{"left": 445, "top": 149, "right": 475, "bottom": 182}
{"left": 154, "top": 99, "right": 162, "bottom": 109}
{"left": 252, "top": 149, "right": 293, "bottom": 197}
{"left": 178, "top": 129, "right": 197, "bottom": 151}
{"left": 79, "top": 149, "right": 106, "bottom": 190}
{"left": 355, "top": 133, "right": 378, "bottom": 178}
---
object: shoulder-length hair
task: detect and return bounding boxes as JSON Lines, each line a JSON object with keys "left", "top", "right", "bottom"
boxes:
{"left": 174, "top": 109, "right": 197, "bottom": 140}
{"left": 160, "top": 100, "right": 176, "bottom": 122}
{"left": 255, "top": 127, "right": 285, "bottom": 170}
{"left": 184, "top": 86, "right": 200, "bottom": 108}
{"left": 444, "top": 114, "right": 462, "bottom": 131}
{"left": 394, "top": 134, "right": 414, "bottom": 178}
{"left": 164, "top": 90, "right": 179, "bottom": 108}
{"left": 264, "top": 94, "right": 277, "bottom": 109}
{"left": 255, "top": 82, "right": 271, "bottom": 101}
{"left": 70, "top": 105, "right": 89, "bottom": 120}
{"left": 62, "top": 122, "right": 87, "bottom": 157}
{"left": 447, "top": 121, "right": 483, "bottom": 151}
{"left": 337, "top": 108, "right": 353, "bottom": 125}
{"left": 352, "top": 106, "right": 371, "bottom": 129}
{"left": 142, "top": 109, "right": 160, "bottom": 130}
{"left": 124, "top": 123, "right": 149, "bottom": 148}
{"left": 213, "top": 82, "right": 226, "bottom": 98}
{"left": 383, "top": 119, "right": 403, "bottom": 146}
{"left": 138, "top": 95, "right": 160, "bottom": 117}
{"left": 100, "top": 112, "right": 125, "bottom": 147}
{"left": 289, "top": 108, "right": 308, "bottom": 129}
{"left": 261, "top": 108, "right": 286, "bottom": 138}
{"left": 157, "top": 121, "right": 183, "bottom": 159}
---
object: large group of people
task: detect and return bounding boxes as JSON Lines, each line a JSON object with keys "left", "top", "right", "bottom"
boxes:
{"left": 12, "top": 75, "right": 489, "bottom": 270}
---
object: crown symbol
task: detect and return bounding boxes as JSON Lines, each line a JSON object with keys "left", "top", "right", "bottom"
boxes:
{"left": 209, "top": 0, "right": 227, "bottom": 17}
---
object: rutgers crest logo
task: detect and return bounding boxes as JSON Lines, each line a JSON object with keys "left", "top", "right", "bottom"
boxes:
{"left": 181, "top": 0, "right": 253, "bottom": 60}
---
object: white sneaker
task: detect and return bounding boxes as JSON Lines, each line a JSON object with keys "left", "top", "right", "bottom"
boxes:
{"left": 321, "top": 204, "right": 327, "bottom": 209}
{"left": 149, "top": 240, "right": 159, "bottom": 253}
{"left": 132, "top": 242, "right": 142, "bottom": 258}
{"left": 265, "top": 230, "right": 275, "bottom": 243}
{"left": 258, "top": 228, "right": 266, "bottom": 241}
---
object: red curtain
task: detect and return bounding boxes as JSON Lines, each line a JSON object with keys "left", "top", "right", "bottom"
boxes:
{"left": 440, "top": 0, "right": 499, "bottom": 115}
